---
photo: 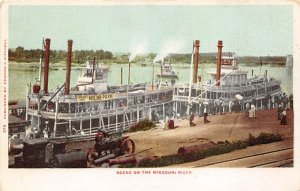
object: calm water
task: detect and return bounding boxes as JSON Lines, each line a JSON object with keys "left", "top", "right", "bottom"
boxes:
{"left": 9, "top": 62, "right": 293, "bottom": 100}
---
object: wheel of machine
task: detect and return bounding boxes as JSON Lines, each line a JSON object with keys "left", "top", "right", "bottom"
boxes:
{"left": 86, "top": 147, "right": 97, "bottom": 167}
{"left": 120, "top": 139, "right": 135, "bottom": 154}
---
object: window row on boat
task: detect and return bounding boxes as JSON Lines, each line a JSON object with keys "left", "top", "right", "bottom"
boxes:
{"left": 174, "top": 84, "right": 280, "bottom": 100}
{"left": 27, "top": 90, "right": 173, "bottom": 113}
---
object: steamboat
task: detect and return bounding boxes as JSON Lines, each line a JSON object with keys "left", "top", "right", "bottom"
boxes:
{"left": 173, "top": 40, "right": 282, "bottom": 117}
{"left": 23, "top": 39, "right": 282, "bottom": 139}
{"left": 156, "top": 57, "right": 178, "bottom": 79}
{"left": 25, "top": 39, "right": 173, "bottom": 139}
{"left": 9, "top": 39, "right": 286, "bottom": 168}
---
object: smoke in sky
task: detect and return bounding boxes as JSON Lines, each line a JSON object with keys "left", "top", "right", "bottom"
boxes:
{"left": 128, "top": 42, "right": 147, "bottom": 62}
{"left": 153, "top": 39, "right": 186, "bottom": 63}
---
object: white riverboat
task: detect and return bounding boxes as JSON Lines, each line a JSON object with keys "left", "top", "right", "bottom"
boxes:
{"left": 173, "top": 49, "right": 282, "bottom": 117}
{"left": 25, "top": 39, "right": 173, "bottom": 138}
{"left": 24, "top": 39, "right": 283, "bottom": 139}
{"left": 156, "top": 57, "right": 178, "bottom": 79}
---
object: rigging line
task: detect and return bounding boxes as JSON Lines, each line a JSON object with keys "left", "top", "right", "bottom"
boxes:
{"left": 49, "top": 76, "right": 56, "bottom": 87}
{"left": 190, "top": 70, "right": 234, "bottom": 104}
{"left": 228, "top": 112, "right": 240, "bottom": 139}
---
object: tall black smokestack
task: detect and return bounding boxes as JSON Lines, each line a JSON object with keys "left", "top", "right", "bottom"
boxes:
{"left": 216, "top": 40, "right": 223, "bottom": 86}
{"left": 65, "top": 40, "right": 73, "bottom": 95}
{"left": 43, "top": 38, "right": 51, "bottom": 93}
{"left": 193, "top": 40, "right": 200, "bottom": 83}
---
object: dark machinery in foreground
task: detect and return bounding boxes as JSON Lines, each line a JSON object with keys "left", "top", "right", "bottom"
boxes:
{"left": 86, "top": 133, "right": 135, "bottom": 167}
{"left": 9, "top": 138, "right": 49, "bottom": 168}
{"left": 9, "top": 133, "right": 135, "bottom": 168}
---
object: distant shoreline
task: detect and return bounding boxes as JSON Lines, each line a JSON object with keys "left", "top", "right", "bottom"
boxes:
{"left": 9, "top": 48, "right": 288, "bottom": 65}
{"left": 8, "top": 58, "right": 286, "bottom": 65}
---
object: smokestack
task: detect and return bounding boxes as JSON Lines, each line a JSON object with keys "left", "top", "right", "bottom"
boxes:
{"left": 128, "top": 62, "right": 131, "bottom": 84}
{"left": 216, "top": 40, "right": 223, "bottom": 86}
{"left": 193, "top": 40, "right": 200, "bottom": 83}
{"left": 65, "top": 39, "right": 73, "bottom": 95}
{"left": 44, "top": 38, "right": 51, "bottom": 93}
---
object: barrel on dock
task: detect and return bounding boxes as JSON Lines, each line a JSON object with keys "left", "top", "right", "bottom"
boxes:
{"left": 54, "top": 151, "right": 87, "bottom": 168}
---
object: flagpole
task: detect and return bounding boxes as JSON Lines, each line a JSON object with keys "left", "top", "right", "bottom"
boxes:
{"left": 187, "top": 41, "right": 195, "bottom": 116}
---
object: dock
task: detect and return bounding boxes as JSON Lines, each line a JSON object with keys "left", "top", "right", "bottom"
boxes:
{"left": 126, "top": 108, "right": 293, "bottom": 167}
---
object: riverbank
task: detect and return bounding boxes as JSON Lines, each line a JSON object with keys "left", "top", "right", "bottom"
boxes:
{"left": 53, "top": 108, "right": 294, "bottom": 168}
{"left": 9, "top": 50, "right": 287, "bottom": 66}
{"left": 126, "top": 109, "right": 293, "bottom": 161}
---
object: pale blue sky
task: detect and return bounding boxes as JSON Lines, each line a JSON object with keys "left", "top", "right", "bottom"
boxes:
{"left": 9, "top": 5, "right": 293, "bottom": 56}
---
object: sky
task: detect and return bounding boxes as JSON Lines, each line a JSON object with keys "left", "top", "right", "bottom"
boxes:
{"left": 9, "top": 5, "right": 293, "bottom": 56}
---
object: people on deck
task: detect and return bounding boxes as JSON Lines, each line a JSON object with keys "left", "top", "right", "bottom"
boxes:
{"left": 43, "top": 128, "right": 48, "bottom": 138}
{"left": 71, "top": 127, "right": 78, "bottom": 135}
{"left": 25, "top": 126, "right": 34, "bottom": 139}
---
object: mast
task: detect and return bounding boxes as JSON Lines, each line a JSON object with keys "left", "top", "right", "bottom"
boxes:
{"left": 121, "top": 67, "right": 123, "bottom": 85}
{"left": 259, "top": 57, "right": 262, "bottom": 76}
{"left": 158, "top": 60, "right": 163, "bottom": 89}
{"left": 201, "top": 58, "right": 204, "bottom": 100}
{"left": 187, "top": 41, "right": 195, "bottom": 116}
{"left": 128, "top": 55, "right": 131, "bottom": 84}
{"left": 92, "top": 57, "right": 96, "bottom": 83}
{"left": 152, "top": 62, "right": 154, "bottom": 90}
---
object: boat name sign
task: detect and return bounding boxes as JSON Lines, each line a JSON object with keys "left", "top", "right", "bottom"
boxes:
{"left": 76, "top": 93, "right": 116, "bottom": 102}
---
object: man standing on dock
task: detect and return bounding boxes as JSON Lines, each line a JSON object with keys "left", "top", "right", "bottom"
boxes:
{"left": 204, "top": 106, "right": 209, "bottom": 123}
{"left": 280, "top": 110, "right": 287, "bottom": 125}
{"left": 190, "top": 113, "right": 195, "bottom": 126}
{"left": 289, "top": 94, "right": 293, "bottom": 109}
{"left": 229, "top": 100, "right": 234, "bottom": 113}
{"left": 278, "top": 105, "right": 283, "bottom": 120}
{"left": 245, "top": 103, "right": 250, "bottom": 116}
{"left": 219, "top": 98, "right": 223, "bottom": 115}
{"left": 249, "top": 104, "right": 256, "bottom": 118}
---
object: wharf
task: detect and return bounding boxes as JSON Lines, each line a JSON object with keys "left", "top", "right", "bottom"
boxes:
{"left": 126, "top": 108, "right": 294, "bottom": 163}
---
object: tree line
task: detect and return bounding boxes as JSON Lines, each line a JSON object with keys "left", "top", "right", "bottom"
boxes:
{"left": 9, "top": 46, "right": 286, "bottom": 65}
{"left": 9, "top": 46, "right": 113, "bottom": 63}
{"left": 170, "top": 53, "right": 286, "bottom": 65}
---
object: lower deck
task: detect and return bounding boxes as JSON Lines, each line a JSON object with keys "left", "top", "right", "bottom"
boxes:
{"left": 27, "top": 100, "right": 173, "bottom": 138}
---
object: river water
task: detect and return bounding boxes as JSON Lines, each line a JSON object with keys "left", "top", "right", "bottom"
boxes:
{"left": 9, "top": 62, "right": 293, "bottom": 100}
